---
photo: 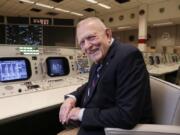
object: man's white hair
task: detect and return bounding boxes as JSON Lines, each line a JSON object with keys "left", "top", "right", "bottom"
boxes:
{"left": 76, "top": 17, "right": 107, "bottom": 30}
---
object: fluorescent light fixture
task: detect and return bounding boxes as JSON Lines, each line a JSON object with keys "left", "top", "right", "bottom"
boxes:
{"left": 86, "top": 0, "right": 98, "bottom": 4}
{"left": 117, "top": 26, "right": 132, "bottom": 30}
{"left": 98, "top": 3, "right": 111, "bottom": 9}
{"left": 35, "top": 3, "right": 54, "bottom": 9}
{"left": 71, "top": 12, "right": 84, "bottom": 16}
{"left": 153, "top": 22, "right": 173, "bottom": 26}
{"left": 54, "top": 8, "right": 70, "bottom": 13}
{"left": 19, "top": 0, "right": 34, "bottom": 4}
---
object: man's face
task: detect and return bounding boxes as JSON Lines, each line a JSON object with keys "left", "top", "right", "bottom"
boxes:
{"left": 77, "top": 22, "right": 111, "bottom": 63}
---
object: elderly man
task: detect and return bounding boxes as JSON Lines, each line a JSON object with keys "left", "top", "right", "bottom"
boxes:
{"left": 58, "top": 17, "right": 153, "bottom": 135}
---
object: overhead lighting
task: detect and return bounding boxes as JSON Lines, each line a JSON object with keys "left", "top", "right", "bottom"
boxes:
{"left": 19, "top": 0, "right": 34, "bottom": 4}
{"left": 98, "top": 3, "right": 111, "bottom": 9}
{"left": 85, "top": 0, "right": 111, "bottom": 10}
{"left": 19, "top": 0, "right": 84, "bottom": 17}
{"left": 70, "top": 12, "right": 84, "bottom": 16}
{"left": 117, "top": 26, "right": 132, "bottom": 30}
{"left": 86, "top": 0, "right": 98, "bottom": 4}
{"left": 35, "top": 2, "right": 54, "bottom": 9}
{"left": 153, "top": 22, "right": 173, "bottom": 26}
{"left": 54, "top": 8, "right": 70, "bottom": 13}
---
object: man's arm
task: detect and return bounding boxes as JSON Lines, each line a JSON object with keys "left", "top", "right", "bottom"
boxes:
{"left": 59, "top": 83, "right": 88, "bottom": 124}
{"left": 59, "top": 97, "right": 76, "bottom": 124}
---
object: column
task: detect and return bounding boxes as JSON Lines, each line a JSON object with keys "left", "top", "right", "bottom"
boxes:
{"left": 138, "top": 5, "right": 148, "bottom": 52}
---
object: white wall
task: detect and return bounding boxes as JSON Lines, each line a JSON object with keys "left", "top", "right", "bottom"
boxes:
{"left": 113, "top": 29, "right": 138, "bottom": 47}
{"left": 156, "top": 25, "right": 176, "bottom": 52}
{"left": 113, "top": 25, "right": 180, "bottom": 53}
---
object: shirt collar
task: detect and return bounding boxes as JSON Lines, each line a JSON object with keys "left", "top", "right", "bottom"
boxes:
{"left": 110, "top": 38, "right": 114, "bottom": 46}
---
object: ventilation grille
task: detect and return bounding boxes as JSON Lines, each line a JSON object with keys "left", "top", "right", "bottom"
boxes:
{"left": 84, "top": 8, "right": 95, "bottom": 12}
{"left": 30, "top": 8, "right": 41, "bottom": 12}
{"left": 50, "top": 0, "right": 63, "bottom": 3}
{"left": 115, "top": 0, "right": 130, "bottom": 4}
{"left": 46, "top": 12, "right": 59, "bottom": 16}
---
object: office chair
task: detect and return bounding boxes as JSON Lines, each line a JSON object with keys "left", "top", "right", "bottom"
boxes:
{"left": 176, "top": 66, "right": 180, "bottom": 85}
{"left": 105, "top": 76, "right": 180, "bottom": 135}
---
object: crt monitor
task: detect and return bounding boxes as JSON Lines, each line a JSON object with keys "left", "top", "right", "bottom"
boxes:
{"left": 155, "top": 56, "right": 160, "bottom": 64}
{"left": 46, "top": 57, "right": 70, "bottom": 77}
{"left": 149, "top": 56, "right": 154, "bottom": 65}
{"left": 0, "top": 57, "right": 31, "bottom": 82}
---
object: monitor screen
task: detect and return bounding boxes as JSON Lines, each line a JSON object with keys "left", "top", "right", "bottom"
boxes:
{"left": 46, "top": 57, "right": 69, "bottom": 77}
{"left": 6, "top": 24, "right": 43, "bottom": 45}
{"left": 0, "top": 57, "right": 31, "bottom": 82}
{"left": 155, "top": 56, "right": 160, "bottom": 64}
{"left": 149, "top": 56, "right": 154, "bottom": 65}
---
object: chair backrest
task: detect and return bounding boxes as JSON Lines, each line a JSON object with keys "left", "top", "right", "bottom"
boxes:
{"left": 175, "top": 66, "right": 180, "bottom": 85}
{"left": 104, "top": 77, "right": 180, "bottom": 135}
{"left": 150, "top": 76, "right": 180, "bottom": 125}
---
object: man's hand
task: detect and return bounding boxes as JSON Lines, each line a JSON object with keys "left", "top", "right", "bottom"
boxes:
{"left": 67, "top": 107, "right": 81, "bottom": 121}
{"left": 59, "top": 97, "right": 76, "bottom": 124}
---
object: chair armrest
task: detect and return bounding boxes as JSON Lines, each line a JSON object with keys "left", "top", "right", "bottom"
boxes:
{"left": 105, "top": 124, "right": 180, "bottom": 135}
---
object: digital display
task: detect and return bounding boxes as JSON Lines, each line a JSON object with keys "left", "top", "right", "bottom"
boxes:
{"left": 76, "top": 56, "right": 90, "bottom": 73}
{"left": 155, "top": 56, "right": 160, "bottom": 64}
{"left": 7, "top": 16, "right": 29, "bottom": 24}
{"left": 0, "top": 16, "right": 4, "bottom": 23}
{"left": 172, "top": 55, "right": 178, "bottom": 62}
{"left": 149, "top": 56, "right": 154, "bottom": 65}
{"left": 0, "top": 58, "right": 31, "bottom": 82}
{"left": 175, "top": 56, "right": 178, "bottom": 62}
{"left": 0, "top": 24, "right": 5, "bottom": 44}
{"left": 43, "top": 26, "right": 75, "bottom": 46}
{"left": 46, "top": 57, "right": 69, "bottom": 77}
{"left": 53, "top": 18, "right": 74, "bottom": 26}
{"left": 31, "top": 18, "right": 52, "bottom": 25}
{"left": 6, "top": 24, "right": 43, "bottom": 45}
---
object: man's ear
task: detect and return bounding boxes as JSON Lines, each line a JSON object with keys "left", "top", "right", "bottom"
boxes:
{"left": 105, "top": 28, "right": 112, "bottom": 40}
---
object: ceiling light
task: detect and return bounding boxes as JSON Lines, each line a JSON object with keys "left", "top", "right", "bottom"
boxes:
{"left": 98, "top": 3, "right": 111, "bottom": 9}
{"left": 35, "top": 3, "right": 54, "bottom": 9}
{"left": 153, "top": 22, "right": 173, "bottom": 26}
{"left": 54, "top": 8, "right": 70, "bottom": 13}
{"left": 70, "top": 12, "right": 84, "bottom": 16}
{"left": 117, "top": 26, "right": 132, "bottom": 30}
{"left": 86, "top": 0, "right": 98, "bottom": 4}
{"left": 19, "top": 0, "right": 34, "bottom": 4}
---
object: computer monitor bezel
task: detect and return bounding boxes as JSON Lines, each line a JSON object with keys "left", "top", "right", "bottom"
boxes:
{"left": 46, "top": 57, "right": 70, "bottom": 77}
{"left": 0, "top": 57, "right": 32, "bottom": 82}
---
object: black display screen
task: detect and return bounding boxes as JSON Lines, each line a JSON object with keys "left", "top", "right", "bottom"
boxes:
{"left": 7, "top": 16, "right": 29, "bottom": 24}
{"left": 53, "top": 18, "right": 74, "bottom": 26}
{"left": 0, "top": 57, "right": 31, "bottom": 82}
{"left": 6, "top": 24, "right": 43, "bottom": 45}
{"left": 46, "top": 57, "right": 69, "bottom": 77}
{"left": 155, "top": 56, "right": 160, "bottom": 64}
{"left": 31, "top": 17, "right": 52, "bottom": 25}
{"left": 43, "top": 26, "right": 75, "bottom": 46}
{"left": 0, "top": 24, "right": 5, "bottom": 44}
{"left": 0, "top": 16, "right": 4, "bottom": 23}
{"left": 149, "top": 56, "right": 154, "bottom": 65}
